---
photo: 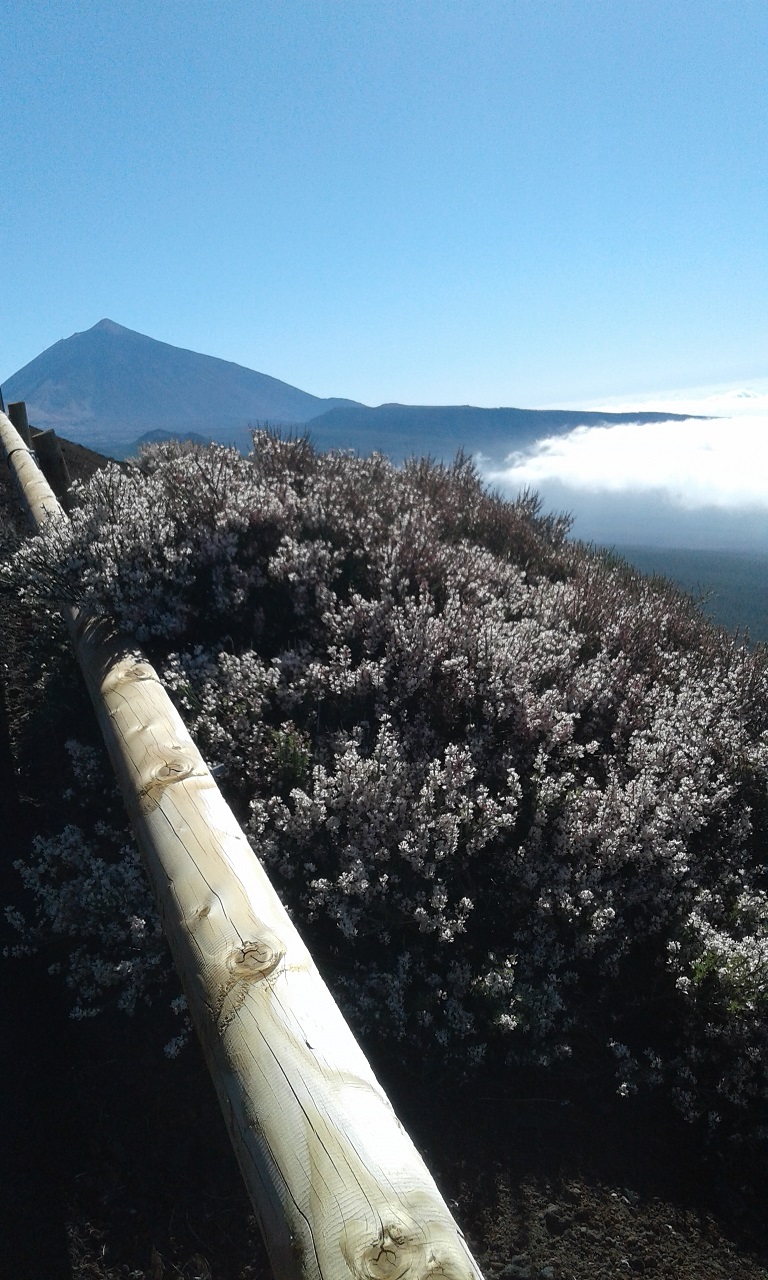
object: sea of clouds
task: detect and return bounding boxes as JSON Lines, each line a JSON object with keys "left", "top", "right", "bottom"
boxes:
{"left": 483, "top": 382, "right": 768, "bottom": 552}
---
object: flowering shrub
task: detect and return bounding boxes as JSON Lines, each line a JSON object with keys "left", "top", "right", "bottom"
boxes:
{"left": 4, "top": 433, "right": 768, "bottom": 1136}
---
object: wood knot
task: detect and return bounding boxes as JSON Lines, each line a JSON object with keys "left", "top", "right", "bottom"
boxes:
{"left": 215, "top": 925, "right": 286, "bottom": 1031}
{"left": 138, "top": 752, "right": 203, "bottom": 811}
{"left": 153, "top": 758, "right": 194, "bottom": 784}
{"left": 341, "top": 1213, "right": 477, "bottom": 1280}
{"left": 125, "top": 662, "right": 157, "bottom": 682}
{"left": 102, "top": 661, "right": 158, "bottom": 690}
{"left": 227, "top": 935, "right": 284, "bottom": 981}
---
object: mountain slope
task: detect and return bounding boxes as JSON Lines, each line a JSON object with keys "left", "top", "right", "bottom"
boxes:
{"left": 2, "top": 319, "right": 360, "bottom": 450}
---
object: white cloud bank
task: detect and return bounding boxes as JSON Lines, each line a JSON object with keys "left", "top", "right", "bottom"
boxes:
{"left": 488, "top": 415, "right": 768, "bottom": 510}
{"left": 483, "top": 382, "right": 768, "bottom": 552}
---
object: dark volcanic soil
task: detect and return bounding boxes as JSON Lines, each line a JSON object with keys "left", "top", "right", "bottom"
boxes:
{"left": 1, "top": 431, "right": 766, "bottom": 1280}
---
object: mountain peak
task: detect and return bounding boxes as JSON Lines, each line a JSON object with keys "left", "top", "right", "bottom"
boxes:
{"left": 2, "top": 320, "right": 360, "bottom": 449}
{"left": 90, "top": 318, "right": 131, "bottom": 335}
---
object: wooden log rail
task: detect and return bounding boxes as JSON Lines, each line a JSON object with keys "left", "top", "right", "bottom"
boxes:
{"left": 0, "top": 408, "right": 485, "bottom": 1280}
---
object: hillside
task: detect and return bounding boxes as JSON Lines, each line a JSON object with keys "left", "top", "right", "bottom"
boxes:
{"left": 2, "top": 432, "right": 767, "bottom": 1278}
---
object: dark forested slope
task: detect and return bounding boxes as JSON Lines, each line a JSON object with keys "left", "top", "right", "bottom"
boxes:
{"left": 304, "top": 400, "right": 702, "bottom": 463}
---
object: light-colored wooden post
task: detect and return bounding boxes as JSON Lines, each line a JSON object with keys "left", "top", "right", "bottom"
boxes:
{"left": 0, "top": 409, "right": 484, "bottom": 1280}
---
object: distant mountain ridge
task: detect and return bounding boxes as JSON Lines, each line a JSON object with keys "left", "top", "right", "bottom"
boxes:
{"left": 304, "top": 401, "right": 700, "bottom": 459}
{"left": 3, "top": 319, "right": 702, "bottom": 460}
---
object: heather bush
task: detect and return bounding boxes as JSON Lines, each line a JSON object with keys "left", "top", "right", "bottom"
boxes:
{"left": 4, "top": 433, "right": 768, "bottom": 1136}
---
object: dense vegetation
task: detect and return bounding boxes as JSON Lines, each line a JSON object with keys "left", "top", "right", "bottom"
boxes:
{"left": 4, "top": 433, "right": 768, "bottom": 1149}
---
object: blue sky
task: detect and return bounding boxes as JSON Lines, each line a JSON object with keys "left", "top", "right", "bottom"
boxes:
{"left": 2, "top": 0, "right": 766, "bottom": 410}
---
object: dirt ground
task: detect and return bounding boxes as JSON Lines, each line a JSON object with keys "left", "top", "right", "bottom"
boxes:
{"left": 1, "top": 985, "right": 767, "bottom": 1280}
{"left": 1, "top": 431, "right": 767, "bottom": 1280}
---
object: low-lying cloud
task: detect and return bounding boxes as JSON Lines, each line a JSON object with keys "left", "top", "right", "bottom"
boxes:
{"left": 482, "top": 384, "right": 768, "bottom": 551}
{"left": 488, "top": 415, "right": 768, "bottom": 509}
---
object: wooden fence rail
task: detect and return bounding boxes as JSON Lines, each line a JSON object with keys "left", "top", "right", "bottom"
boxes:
{"left": 0, "top": 407, "right": 484, "bottom": 1280}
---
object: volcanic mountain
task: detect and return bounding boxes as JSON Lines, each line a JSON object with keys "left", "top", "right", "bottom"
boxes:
{"left": 1, "top": 319, "right": 360, "bottom": 454}
{"left": 3, "top": 319, "right": 701, "bottom": 460}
